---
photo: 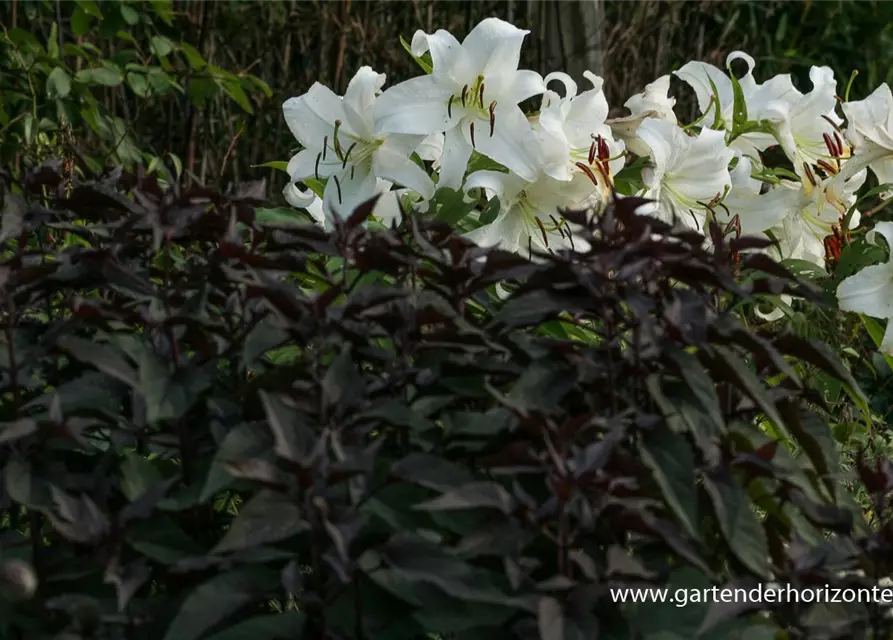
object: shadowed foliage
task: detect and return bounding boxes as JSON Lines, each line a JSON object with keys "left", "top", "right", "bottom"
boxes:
{"left": 0, "top": 161, "right": 892, "bottom": 639}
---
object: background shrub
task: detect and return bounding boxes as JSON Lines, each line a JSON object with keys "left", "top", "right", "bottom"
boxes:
{"left": 5, "top": 0, "right": 893, "bottom": 188}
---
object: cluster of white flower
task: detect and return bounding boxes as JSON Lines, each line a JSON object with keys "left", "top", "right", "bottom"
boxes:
{"left": 281, "top": 18, "right": 893, "bottom": 350}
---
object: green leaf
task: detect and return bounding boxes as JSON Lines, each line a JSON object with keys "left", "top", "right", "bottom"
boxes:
{"left": 322, "top": 348, "right": 364, "bottom": 409}
{"left": 254, "top": 207, "right": 309, "bottom": 226}
{"left": 138, "top": 353, "right": 211, "bottom": 425}
{"left": 187, "top": 77, "right": 218, "bottom": 108}
{"left": 640, "top": 429, "right": 700, "bottom": 542}
{"left": 162, "top": 569, "right": 277, "bottom": 640}
{"left": 259, "top": 392, "right": 317, "bottom": 464}
{"left": 126, "top": 517, "right": 202, "bottom": 564}
{"left": 75, "top": 65, "right": 124, "bottom": 87}
{"left": 251, "top": 161, "right": 289, "bottom": 173}
{"left": 71, "top": 8, "right": 92, "bottom": 37}
{"left": 862, "top": 315, "right": 893, "bottom": 371}
{"left": 432, "top": 187, "right": 474, "bottom": 225}
{"left": 704, "top": 470, "right": 770, "bottom": 578}
{"left": 116, "top": 30, "right": 139, "bottom": 45}
{"left": 710, "top": 346, "right": 785, "bottom": 429}
{"left": 120, "top": 4, "right": 140, "bottom": 25}
{"left": 773, "top": 334, "right": 870, "bottom": 423}
{"left": 178, "top": 42, "right": 207, "bottom": 70}
{"left": 150, "top": 35, "right": 174, "bottom": 58}
{"left": 212, "top": 490, "right": 308, "bottom": 554}
{"left": 416, "top": 482, "right": 515, "bottom": 514}
{"left": 705, "top": 75, "right": 725, "bottom": 130}
{"left": 5, "top": 459, "right": 49, "bottom": 509}
{"left": 120, "top": 453, "right": 163, "bottom": 502}
{"left": 668, "top": 347, "right": 725, "bottom": 432}
{"left": 399, "top": 34, "right": 433, "bottom": 73}
{"left": 204, "top": 612, "right": 306, "bottom": 640}
{"left": 220, "top": 79, "right": 254, "bottom": 113}
{"left": 47, "top": 22, "right": 60, "bottom": 59}
{"left": 781, "top": 258, "right": 828, "bottom": 281}
{"left": 149, "top": 0, "right": 175, "bottom": 26}
{"left": 247, "top": 75, "right": 273, "bottom": 98}
{"left": 6, "top": 28, "right": 44, "bottom": 54}
{"left": 56, "top": 336, "right": 138, "bottom": 387}
{"left": 478, "top": 196, "right": 501, "bottom": 225}
{"left": 126, "top": 72, "right": 150, "bottom": 98}
{"left": 46, "top": 67, "right": 72, "bottom": 99}
{"left": 242, "top": 317, "right": 290, "bottom": 365}
{"left": 75, "top": 0, "right": 103, "bottom": 18}
{"left": 147, "top": 67, "right": 180, "bottom": 95}
{"left": 727, "top": 66, "right": 749, "bottom": 137}
{"left": 200, "top": 423, "right": 274, "bottom": 502}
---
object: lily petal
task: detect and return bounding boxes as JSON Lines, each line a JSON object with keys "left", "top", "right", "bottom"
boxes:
{"left": 411, "top": 28, "right": 475, "bottom": 86}
{"left": 416, "top": 133, "right": 445, "bottom": 163}
{"left": 283, "top": 182, "right": 317, "bottom": 210}
{"left": 467, "top": 105, "right": 539, "bottom": 182}
{"left": 323, "top": 160, "right": 378, "bottom": 221}
{"left": 283, "top": 89, "right": 348, "bottom": 150}
{"left": 342, "top": 66, "right": 386, "bottom": 138}
{"left": 501, "top": 69, "right": 548, "bottom": 106}
{"left": 438, "top": 127, "right": 474, "bottom": 191}
{"left": 463, "top": 18, "right": 528, "bottom": 77}
{"left": 373, "top": 75, "right": 457, "bottom": 136}
{"left": 674, "top": 60, "right": 733, "bottom": 118}
{"left": 374, "top": 139, "right": 436, "bottom": 200}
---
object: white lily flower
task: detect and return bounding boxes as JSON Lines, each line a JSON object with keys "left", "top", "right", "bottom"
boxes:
{"left": 842, "top": 83, "right": 893, "bottom": 198}
{"left": 282, "top": 66, "right": 435, "bottom": 220}
{"left": 416, "top": 133, "right": 444, "bottom": 164}
{"left": 464, "top": 169, "right": 597, "bottom": 256}
{"left": 635, "top": 118, "right": 735, "bottom": 230}
{"left": 532, "top": 71, "right": 626, "bottom": 198}
{"left": 607, "top": 75, "right": 678, "bottom": 157}
{"left": 762, "top": 66, "right": 847, "bottom": 184}
{"left": 372, "top": 18, "right": 546, "bottom": 190}
{"left": 765, "top": 168, "right": 866, "bottom": 267}
{"left": 707, "top": 156, "right": 804, "bottom": 322}
{"left": 285, "top": 178, "right": 414, "bottom": 231}
{"left": 719, "top": 156, "right": 805, "bottom": 236}
{"left": 837, "top": 222, "right": 893, "bottom": 354}
{"left": 674, "top": 52, "right": 797, "bottom": 156}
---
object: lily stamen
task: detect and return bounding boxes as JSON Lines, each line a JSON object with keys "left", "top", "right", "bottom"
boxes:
{"left": 823, "top": 133, "right": 839, "bottom": 159}
{"left": 470, "top": 122, "right": 476, "bottom": 148}
{"left": 575, "top": 161, "right": 600, "bottom": 188}
{"left": 489, "top": 101, "right": 497, "bottom": 137}
{"left": 821, "top": 114, "right": 844, "bottom": 134}
{"left": 322, "top": 136, "right": 328, "bottom": 161}
{"left": 333, "top": 174, "right": 343, "bottom": 204}
{"left": 461, "top": 85, "right": 469, "bottom": 107}
{"left": 593, "top": 159, "right": 612, "bottom": 186}
{"left": 333, "top": 120, "right": 344, "bottom": 159}
{"left": 342, "top": 142, "right": 357, "bottom": 169}
{"left": 448, "top": 95, "right": 455, "bottom": 119}
{"left": 588, "top": 141, "right": 596, "bottom": 165}
{"left": 534, "top": 217, "right": 549, "bottom": 248}
{"left": 803, "top": 162, "right": 818, "bottom": 187}
{"left": 478, "top": 82, "right": 485, "bottom": 108}
{"left": 597, "top": 135, "right": 610, "bottom": 161}
{"left": 315, "top": 152, "right": 322, "bottom": 180}
{"left": 817, "top": 159, "right": 838, "bottom": 176}
{"left": 833, "top": 131, "right": 845, "bottom": 156}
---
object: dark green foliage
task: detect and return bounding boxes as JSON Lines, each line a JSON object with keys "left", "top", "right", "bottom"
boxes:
{"left": 0, "top": 161, "right": 891, "bottom": 639}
